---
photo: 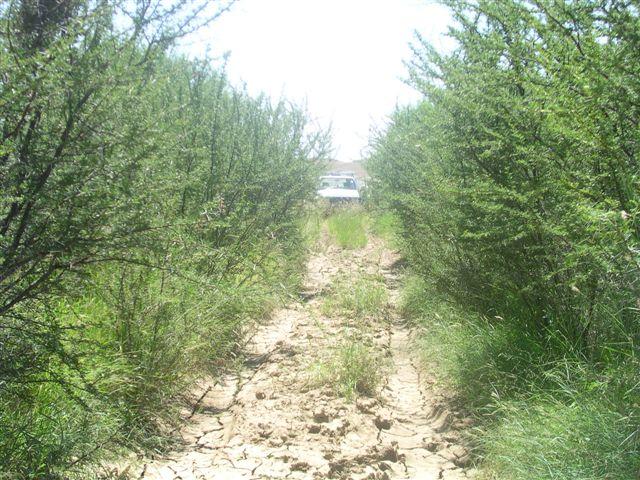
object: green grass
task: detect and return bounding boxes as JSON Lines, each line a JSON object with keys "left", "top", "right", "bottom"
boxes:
{"left": 321, "top": 274, "right": 388, "bottom": 321}
{"left": 326, "top": 208, "right": 368, "bottom": 249}
{"left": 401, "top": 274, "right": 640, "bottom": 480}
{"left": 0, "top": 246, "right": 298, "bottom": 479}
{"left": 370, "top": 210, "right": 400, "bottom": 247}
{"left": 0, "top": 377, "right": 122, "bottom": 479}
{"left": 301, "top": 207, "right": 324, "bottom": 251}
{"left": 309, "top": 338, "right": 383, "bottom": 400}
{"left": 480, "top": 396, "right": 640, "bottom": 480}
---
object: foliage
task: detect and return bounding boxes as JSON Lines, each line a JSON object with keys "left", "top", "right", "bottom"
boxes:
{"left": 0, "top": 1, "right": 328, "bottom": 477}
{"left": 370, "top": 1, "right": 640, "bottom": 478}
{"left": 326, "top": 208, "right": 368, "bottom": 249}
{"left": 321, "top": 274, "right": 388, "bottom": 322}
{"left": 402, "top": 276, "right": 640, "bottom": 480}
{"left": 309, "top": 338, "right": 382, "bottom": 400}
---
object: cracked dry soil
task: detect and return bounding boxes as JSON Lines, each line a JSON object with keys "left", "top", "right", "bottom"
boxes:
{"left": 124, "top": 236, "right": 475, "bottom": 480}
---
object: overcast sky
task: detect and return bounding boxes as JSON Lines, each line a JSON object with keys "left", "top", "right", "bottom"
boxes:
{"left": 179, "top": 0, "right": 453, "bottom": 161}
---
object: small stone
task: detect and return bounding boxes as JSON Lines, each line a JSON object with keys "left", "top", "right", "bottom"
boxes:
{"left": 424, "top": 441, "right": 439, "bottom": 452}
{"left": 356, "top": 398, "right": 377, "bottom": 414}
{"left": 308, "top": 424, "right": 321, "bottom": 434}
{"left": 313, "top": 408, "right": 330, "bottom": 423}
{"left": 255, "top": 391, "right": 266, "bottom": 400}
{"left": 449, "top": 444, "right": 468, "bottom": 459}
{"left": 378, "top": 445, "right": 398, "bottom": 462}
{"left": 374, "top": 415, "right": 392, "bottom": 430}
{"left": 290, "top": 461, "right": 310, "bottom": 472}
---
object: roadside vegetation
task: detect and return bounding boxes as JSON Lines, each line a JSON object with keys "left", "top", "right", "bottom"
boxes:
{"left": 370, "top": 211, "right": 400, "bottom": 249}
{"left": 326, "top": 207, "right": 368, "bottom": 249}
{"left": 302, "top": 208, "right": 325, "bottom": 252}
{"left": 311, "top": 213, "right": 387, "bottom": 401}
{"left": 369, "top": 1, "right": 640, "bottom": 479}
{"left": 0, "top": 2, "right": 328, "bottom": 478}
{"left": 321, "top": 274, "right": 388, "bottom": 323}
{"left": 309, "top": 337, "right": 382, "bottom": 401}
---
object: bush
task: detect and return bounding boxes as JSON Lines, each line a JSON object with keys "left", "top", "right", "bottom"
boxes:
{"left": 0, "top": 2, "right": 329, "bottom": 476}
{"left": 369, "top": 1, "right": 640, "bottom": 477}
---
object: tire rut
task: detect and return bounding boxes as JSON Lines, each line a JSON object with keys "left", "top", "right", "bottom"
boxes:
{"left": 114, "top": 238, "right": 474, "bottom": 480}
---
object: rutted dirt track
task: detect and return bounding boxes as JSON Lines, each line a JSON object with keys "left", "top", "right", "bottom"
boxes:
{"left": 123, "top": 236, "right": 474, "bottom": 479}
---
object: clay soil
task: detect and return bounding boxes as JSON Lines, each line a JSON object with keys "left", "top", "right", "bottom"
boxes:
{"left": 116, "top": 233, "right": 475, "bottom": 480}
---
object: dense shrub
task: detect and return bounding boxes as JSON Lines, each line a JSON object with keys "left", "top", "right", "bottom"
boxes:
{"left": 0, "top": 1, "right": 328, "bottom": 477}
{"left": 369, "top": 1, "right": 640, "bottom": 478}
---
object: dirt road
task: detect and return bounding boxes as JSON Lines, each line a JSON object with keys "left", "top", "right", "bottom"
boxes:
{"left": 122, "top": 234, "right": 474, "bottom": 479}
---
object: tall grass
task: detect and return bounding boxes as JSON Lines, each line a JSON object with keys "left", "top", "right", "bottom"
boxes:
{"left": 482, "top": 396, "right": 640, "bottom": 479}
{"left": 0, "top": 247, "right": 297, "bottom": 478}
{"left": 321, "top": 274, "right": 388, "bottom": 322}
{"left": 326, "top": 208, "right": 368, "bottom": 249}
{"left": 309, "top": 339, "right": 383, "bottom": 400}
{"left": 401, "top": 274, "right": 640, "bottom": 480}
{"left": 370, "top": 211, "right": 400, "bottom": 248}
{"left": 301, "top": 207, "right": 324, "bottom": 252}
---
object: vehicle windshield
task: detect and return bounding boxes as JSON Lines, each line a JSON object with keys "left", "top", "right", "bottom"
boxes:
{"left": 319, "top": 177, "right": 357, "bottom": 190}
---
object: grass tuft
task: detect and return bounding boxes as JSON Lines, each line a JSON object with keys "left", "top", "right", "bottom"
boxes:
{"left": 326, "top": 208, "right": 368, "bottom": 249}
{"left": 322, "top": 274, "right": 388, "bottom": 321}
{"left": 309, "top": 339, "right": 382, "bottom": 400}
{"left": 370, "top": 211, "right": 400, "bottom": 247}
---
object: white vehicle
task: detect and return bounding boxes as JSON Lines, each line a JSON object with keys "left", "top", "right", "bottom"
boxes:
{"left": 317, "top": 173, "right": 360, "bottom": 203}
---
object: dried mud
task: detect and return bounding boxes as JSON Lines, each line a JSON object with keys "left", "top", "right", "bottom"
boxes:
{"left": 113, "top": 236, "right": 475, "bottom": 479}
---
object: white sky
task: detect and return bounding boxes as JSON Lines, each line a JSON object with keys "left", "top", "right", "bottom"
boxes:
{"left": 179, "top": 0, "right": 453, "bottom": 161}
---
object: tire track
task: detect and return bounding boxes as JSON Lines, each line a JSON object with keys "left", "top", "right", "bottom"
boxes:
{"left": 112, "top": 236, "right": 474, "bottom": 479}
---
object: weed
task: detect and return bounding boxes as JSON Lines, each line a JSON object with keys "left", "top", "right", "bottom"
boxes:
{"left": 301, "top": 207, "right": 324, "bottom": 252}
{"left": 479, "top": 395, "right": 640, "bottom": 480}
{"left": 309, "top": 338, "right": 383, "bottom": 400}
{"left": 401, "top": 274, "right": 640, "bottom": 480}
{"left": 370, "top": 211, "right": 400, "bottom": 247}
{"left": 326, "top": 208, "right": 368, "bottom": 249}
{"left": 322, "top": 274, "right": 388, "bottom": 322}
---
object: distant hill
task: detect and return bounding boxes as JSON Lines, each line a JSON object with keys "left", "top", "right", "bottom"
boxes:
{"left": 325, "top": 160, "right": 368, "bottom": 179}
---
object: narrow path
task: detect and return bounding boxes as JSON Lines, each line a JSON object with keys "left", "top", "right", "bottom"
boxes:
{"left": 123, "top": 235, "right": 474, "bottom": 479}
